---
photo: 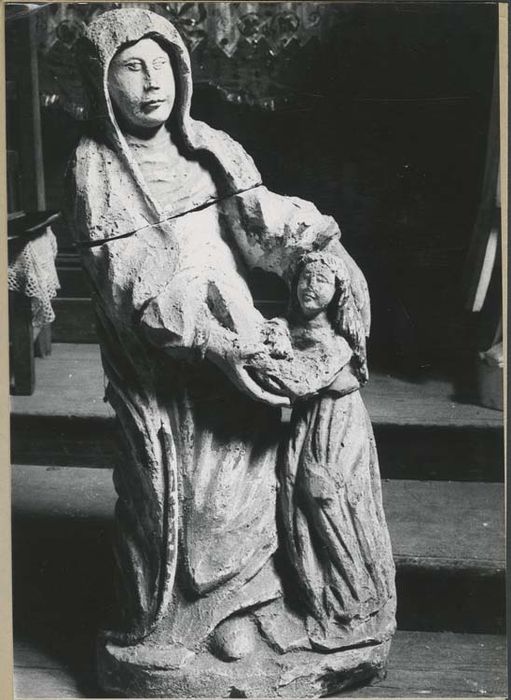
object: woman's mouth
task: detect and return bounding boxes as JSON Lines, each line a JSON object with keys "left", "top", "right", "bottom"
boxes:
{"left": 142, "top": 99, "right": 166, "bottom": 111}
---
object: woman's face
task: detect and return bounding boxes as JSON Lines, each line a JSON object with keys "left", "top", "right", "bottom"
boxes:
{"left": 108, "top": 38, "right": 175, "bottom": 132}
{"left": 296, "top": 262, "right": 336, "bottom": 318}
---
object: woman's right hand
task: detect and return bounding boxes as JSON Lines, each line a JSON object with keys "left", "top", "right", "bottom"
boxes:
{"left": 229, "top": 361, "right": 291, "bottom": 407}
{"left": 206, "top": 327, "right": 291, "bottom": 407}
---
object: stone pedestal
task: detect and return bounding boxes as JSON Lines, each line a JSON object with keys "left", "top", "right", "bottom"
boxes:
{"left": 98, "top": 637, "right": 391, "bottom": 698}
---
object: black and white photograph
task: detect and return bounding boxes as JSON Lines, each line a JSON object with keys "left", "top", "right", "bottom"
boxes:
{"left": 4, "top": 1, "right": 507, "bottom": 698}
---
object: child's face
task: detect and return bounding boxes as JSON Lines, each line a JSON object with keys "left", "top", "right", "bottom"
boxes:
{"left": 297, "top": 262, "right": 336, "bottom": 318}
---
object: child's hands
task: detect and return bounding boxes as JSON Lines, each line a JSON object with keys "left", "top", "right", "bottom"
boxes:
{"left": 260, "top": 319, "right": 294, "bottom": 360}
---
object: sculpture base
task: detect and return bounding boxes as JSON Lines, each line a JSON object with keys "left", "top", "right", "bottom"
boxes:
{"left": 97, "top": 636, "right": 391, "bottom": 698}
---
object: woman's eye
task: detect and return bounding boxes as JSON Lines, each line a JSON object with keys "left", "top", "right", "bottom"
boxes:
{"left": 125, "top": 62, "right": 142, "bottom": 72}
{"left": 153, "top": 58, "right": 169, "bottom": 70}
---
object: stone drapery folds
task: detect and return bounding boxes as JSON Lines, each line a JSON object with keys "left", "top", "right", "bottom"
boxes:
{"left": 65, "top": 8, "right": 395, "bottom": 697}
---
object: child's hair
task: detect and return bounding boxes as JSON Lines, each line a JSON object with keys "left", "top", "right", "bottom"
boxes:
{"left": 290, "top": 252, "right": 368, "bottom": 384}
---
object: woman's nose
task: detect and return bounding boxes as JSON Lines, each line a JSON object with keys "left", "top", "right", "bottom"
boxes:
{"left": 144, "top": 68, "right": 160, "bottom": 90}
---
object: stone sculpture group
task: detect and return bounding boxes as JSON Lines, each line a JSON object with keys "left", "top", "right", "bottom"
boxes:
{"left": 65, "top": 8, "right": 396, "bottom": 697}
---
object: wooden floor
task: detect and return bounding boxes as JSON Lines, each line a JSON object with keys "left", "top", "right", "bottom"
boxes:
{"left": 11, "top": 344, "right": 504, "bottom": 428}
{"left": 10, "top": 345, "right": 507, "bottom": 698}
{"left": 11, "top": 466, "right": 505, "bottom": 573}
{"left": 13, "top": 632, "right": 507, "bottom": 699}
{"left": 11, "top": 465, "right": 506, "bottom": 698}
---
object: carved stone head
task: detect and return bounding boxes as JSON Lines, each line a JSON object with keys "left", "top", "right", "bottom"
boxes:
{"left": 292, "top": 252, "right": 351, "bottom": 320}
{"left": 108, "top": 37, "right": 176, "bottom": 134}
{"left": 78, "top": 9, "right": 194, "bottom": 145}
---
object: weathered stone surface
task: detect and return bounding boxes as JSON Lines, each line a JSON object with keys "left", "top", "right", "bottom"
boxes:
{"left": 64, "top": 7, "right": 396, "bottom": 697}
{"left": 99, "top": 636, "right": 391, "bottom": 698}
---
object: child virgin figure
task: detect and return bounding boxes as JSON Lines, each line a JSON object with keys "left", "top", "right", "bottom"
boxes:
{"left": 248, "top": 252, "right": 396, "bottom": 657}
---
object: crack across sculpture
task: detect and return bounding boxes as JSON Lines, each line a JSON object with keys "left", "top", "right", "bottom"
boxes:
{"left": 64, "top": 8, "right": 396, "bottom": 697}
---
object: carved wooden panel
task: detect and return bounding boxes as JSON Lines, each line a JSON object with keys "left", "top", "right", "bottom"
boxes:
{"left": 35, "top": 2, "right": 336, "bottom": 115}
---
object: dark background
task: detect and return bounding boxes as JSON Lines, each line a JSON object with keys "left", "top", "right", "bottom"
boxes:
{"left": 6, "top": 1, "right": 500, "bottom": 379}
{"left": 6, "top": 9, "right": 506, "bottom": 695}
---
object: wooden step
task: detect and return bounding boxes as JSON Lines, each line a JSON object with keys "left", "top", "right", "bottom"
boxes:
{"left": 12, "top": 466, "right": 505, "bottom": 634}
{"left": 10, "top": 344, "right": 504, "bottom": 480}
{"left": 13, "top": 630, "right": 507, "bottom": 699}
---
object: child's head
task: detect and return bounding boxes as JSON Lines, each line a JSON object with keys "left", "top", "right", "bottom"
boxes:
{"left": 291, "top": 251, "right": 368, "bottom": 384}
{"left": 293, "top": 252, "right": 350, "bottom": 320}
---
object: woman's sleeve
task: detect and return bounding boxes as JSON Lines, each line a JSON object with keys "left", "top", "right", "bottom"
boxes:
{"left": 84, "top": 237, "right": 211, "bottom": 354}
{"left": 65, "top": 144, "right": 195, "bottom": 349}
{"left": 225, "top": 186, "right": 371, "bottom": 335}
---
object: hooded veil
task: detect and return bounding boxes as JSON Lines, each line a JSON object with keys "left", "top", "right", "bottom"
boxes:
{"left": 64, "top": 8, "right": 373, "bottom": 652}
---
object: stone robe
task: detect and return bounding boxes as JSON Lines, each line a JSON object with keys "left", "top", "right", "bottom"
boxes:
{"left": 65, "top": 9, "right": 371, "bottom": 650}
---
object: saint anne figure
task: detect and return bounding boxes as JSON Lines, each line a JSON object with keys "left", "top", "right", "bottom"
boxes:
{"left": 65, "top": 8, "right": 394, "bottom": 696}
